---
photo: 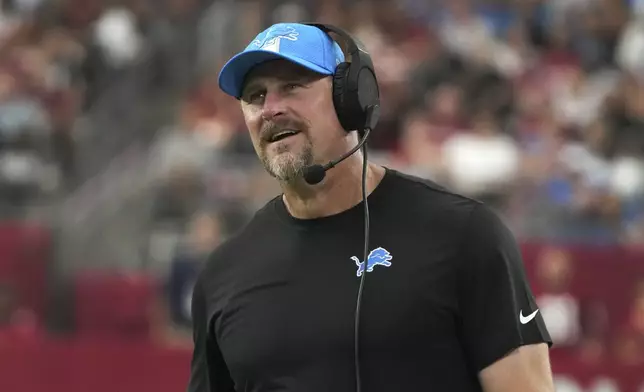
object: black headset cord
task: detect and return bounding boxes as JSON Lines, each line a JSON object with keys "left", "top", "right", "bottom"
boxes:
{"left": 354, "top": 130, "right": 370, "bottom": 392}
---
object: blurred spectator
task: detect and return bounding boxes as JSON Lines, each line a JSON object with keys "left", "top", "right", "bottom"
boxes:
{"left": 577, "top": 300, "right": 610, "bottom": 364}
{"left": 550, "top": 65, "right": 613, "bottom": 129}
{"left": 489, "top": 21, "right": 537, "bottom": 79}
{"left": 616, "top": 5, "right": 644, "bottom": 78}
{"left": 535, "top": 247, "right": 583, "bottom": 348}
{"left": 150, "top": 163, "right": 206, "bottom": 231}
{"left": 441, "top": 109, "right": 520, "bottom": 209}
{"left": 168, "top": 211, "right": 222, "bottom": 327}
{"left": 0, "top": 65, "right": 57, "bottom": 209}
{"left": 153, "top": 210, "right": 223, "bottom": 346}
{"left": 438, "top": 0, "right": 496, "bottom": 63}
{"left": 613, "top": 278, "right": 644, "bottom": 365}
{"left": 629, "top": 279, "right": 644, "bottom": 338}
{"left": 391, "top": 109, "right": 443, "bottom": 180}
{"left": 93, "top": 6, "right": 143, "bottom": 69}
{"left": 149, "top": 101, "right": 217, "bottom": 181}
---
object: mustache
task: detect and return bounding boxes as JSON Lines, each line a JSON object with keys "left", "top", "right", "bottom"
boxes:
{"left": 260, "top": 118, "right": 308, "bottom": 142}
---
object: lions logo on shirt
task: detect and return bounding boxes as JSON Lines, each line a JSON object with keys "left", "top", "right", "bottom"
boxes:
{"left": 251, "top": 25, "right": 299, "bottom": 53}
{"left": 351, "top": 247, "right": 393, "bottom": 277}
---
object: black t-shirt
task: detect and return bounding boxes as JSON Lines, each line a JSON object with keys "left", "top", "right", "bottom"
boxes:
{"left": 187, "top": 167, "right": 552, "bottom": 392}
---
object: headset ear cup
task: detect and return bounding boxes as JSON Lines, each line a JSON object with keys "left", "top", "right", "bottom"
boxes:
{"left": 333, "top": 62, "right": 353, "bottom": 132}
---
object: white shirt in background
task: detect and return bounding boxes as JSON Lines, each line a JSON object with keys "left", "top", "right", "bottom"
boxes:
{"left": 441, "top": 132, "right": 520, "bottom": 196}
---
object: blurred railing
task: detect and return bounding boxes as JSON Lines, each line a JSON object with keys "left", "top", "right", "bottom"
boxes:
{"left": 51, "top": 7, "right": 207, "bottom": 271}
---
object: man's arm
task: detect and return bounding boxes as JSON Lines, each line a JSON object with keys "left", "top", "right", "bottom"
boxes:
{"left": 457, "top": 204, "right": 554, "bottom": 392}
{"left": 479, "top": 344, "right": 554, "bottom": 392}
{"left": 187, "top": 277, "right": 236, "bottom": 392}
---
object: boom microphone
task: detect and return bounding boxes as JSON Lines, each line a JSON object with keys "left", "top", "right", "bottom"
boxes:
{"left": 302, "top": 128, "right": 371, "bottom": 185}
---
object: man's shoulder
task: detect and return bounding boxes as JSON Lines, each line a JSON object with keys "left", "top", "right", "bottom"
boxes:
{"left": 380, "top": 168, "right": 506, "bottom": 245}
{"left": 384, "top": 168, "right": 482, "bottom": 217}
{"left": 383, "top": 168, "right": 513, "bottom": 255}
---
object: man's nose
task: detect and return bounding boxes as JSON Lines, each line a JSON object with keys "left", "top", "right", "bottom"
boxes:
{"left": 261, "top": 91, "right": 287, "bottom": 121}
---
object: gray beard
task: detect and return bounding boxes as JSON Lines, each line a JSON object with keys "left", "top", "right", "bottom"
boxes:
{"left": 260, "top": 142, "right": 314, "bottom": 183}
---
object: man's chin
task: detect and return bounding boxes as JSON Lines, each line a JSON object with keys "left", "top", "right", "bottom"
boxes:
{"left": 264, "top": 154, "right": 309, "bottom": 182}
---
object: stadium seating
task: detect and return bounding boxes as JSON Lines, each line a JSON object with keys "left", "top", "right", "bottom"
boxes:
{"left": 72, "top": 270, "right": 158, "bottom": 340}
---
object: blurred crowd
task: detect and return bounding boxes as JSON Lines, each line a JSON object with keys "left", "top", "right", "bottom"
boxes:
{"left": 0, "top": 0, "right": 212, "bottom": 339}
{"left": 1, "top": 0, "right": 644, "bottom": 382}
{"left": 530, "top": 244, "right": 644, "bottom": 367}
{"left": 0, "top": 0, "right": 82, "bottom": 214}
{"left": 144, "top": 0, "right": 644, "bottom": 361}
{"left": 177, "top": 0, "right": 644, "bottom": 241}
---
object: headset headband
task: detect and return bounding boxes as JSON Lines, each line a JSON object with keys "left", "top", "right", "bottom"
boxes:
{"left": 304, "top": 23, "right": 375, "bottom": 70}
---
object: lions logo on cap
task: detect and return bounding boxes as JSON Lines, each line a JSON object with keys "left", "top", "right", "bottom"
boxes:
{"left": 252, "top": 25, "right": 299, "bottom": 52}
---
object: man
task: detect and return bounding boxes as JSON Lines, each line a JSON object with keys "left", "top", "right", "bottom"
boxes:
{"left": 188, "top": 22, "right": 554, "bottom": 392}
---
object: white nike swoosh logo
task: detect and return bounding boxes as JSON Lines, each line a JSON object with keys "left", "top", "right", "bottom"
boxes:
{"left": 519, "top": 309, "right": 539, "bottom": 324}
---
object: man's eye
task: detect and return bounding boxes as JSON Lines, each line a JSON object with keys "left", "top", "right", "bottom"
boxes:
{"left": 285, "top": 83, "right": 301, "bottom": 90}
{"left": 246, "top": 91, "right": 265, "bottom": 103}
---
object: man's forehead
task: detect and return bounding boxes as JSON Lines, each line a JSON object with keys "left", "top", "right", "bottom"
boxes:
{"left": 243, "top": 60, "right": 323, "bottom": 87}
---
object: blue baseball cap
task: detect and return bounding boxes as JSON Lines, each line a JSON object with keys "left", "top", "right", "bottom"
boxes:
{"left": 218, "top": 23, "right": 345, "bottom": 99}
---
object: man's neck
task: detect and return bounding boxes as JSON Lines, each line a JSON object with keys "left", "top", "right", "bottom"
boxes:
{"left": 281, "top": 158, "right": 386, "bottom": 220}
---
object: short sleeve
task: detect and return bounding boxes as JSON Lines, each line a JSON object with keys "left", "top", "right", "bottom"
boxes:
{"left": 186, "top": 277, "right": 236, "bottom": 392}
{"left": 457, "top": 204, "right": 552, "bottom": 372}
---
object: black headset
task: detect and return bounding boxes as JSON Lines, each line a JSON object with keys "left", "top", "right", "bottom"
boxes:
{"left": 304, "top": 23, "right": 381, "bottom": 135}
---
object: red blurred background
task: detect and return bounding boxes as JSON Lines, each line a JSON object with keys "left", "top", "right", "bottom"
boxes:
{"left": 1, "top": 0, "right": 644, "bottom": 391}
